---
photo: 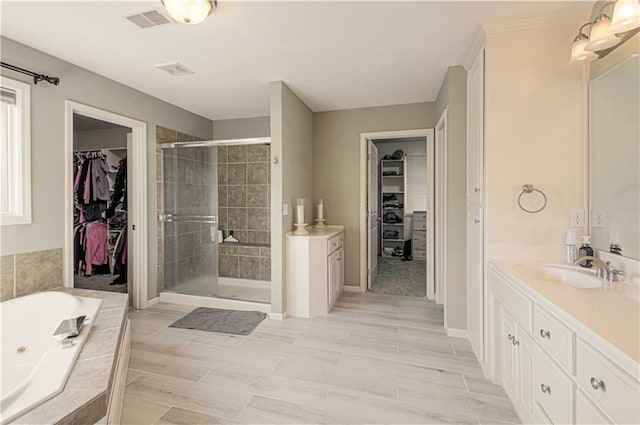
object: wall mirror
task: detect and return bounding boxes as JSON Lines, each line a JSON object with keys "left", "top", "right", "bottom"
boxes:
{"left": 589, "top": 53, "right": 639, "bottom": 260}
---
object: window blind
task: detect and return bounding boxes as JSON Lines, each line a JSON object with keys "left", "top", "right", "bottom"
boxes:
{"left": 406, "top": 154, "right": 427, "bottom": 212}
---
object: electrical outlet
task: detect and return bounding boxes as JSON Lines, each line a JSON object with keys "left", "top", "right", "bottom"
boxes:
{"left": 592, "top": 209, "right": 606, "bottom": 228}
{"left": 571, "top": 209, "right": 585, "bottom": 227}
{"left": 283, "top": 203, "right": 289, "bottom": 216}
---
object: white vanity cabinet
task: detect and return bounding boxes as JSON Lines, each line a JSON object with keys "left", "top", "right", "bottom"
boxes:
{"left": 489, "top": 263, "right": 640, "bottom": 424}
{"left": 286, "top": 226, "right": 344, "bottom": 318}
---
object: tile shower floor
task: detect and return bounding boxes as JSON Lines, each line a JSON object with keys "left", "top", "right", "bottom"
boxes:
{"left": 164, "top": 277, "right": 271, "bottom": 304}
{"left": 123, "top": 293, "right": 519, "bottom": 424}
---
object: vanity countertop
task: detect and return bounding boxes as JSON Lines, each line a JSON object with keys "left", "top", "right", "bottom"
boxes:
{"left": 491, "top": 261, "right": 640, "bottom": 364}
{"left": 286, "top": 225, "right": 344, "bottom": 239}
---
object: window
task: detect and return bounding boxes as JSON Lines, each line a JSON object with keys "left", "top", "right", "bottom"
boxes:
{"left": 406, "top": 154, "right": 427, "bottom": 213}
{"left": 0, "top": 77, "right": 31, "bottom": 225}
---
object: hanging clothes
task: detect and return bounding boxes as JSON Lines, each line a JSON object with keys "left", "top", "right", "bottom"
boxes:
{"left": 91, "top": 156, "right": 110, "bottom": 202}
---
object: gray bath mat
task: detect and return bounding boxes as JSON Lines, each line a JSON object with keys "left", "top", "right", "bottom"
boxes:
{"left": 169, "top": 307, "right": 266, "bottom": 336}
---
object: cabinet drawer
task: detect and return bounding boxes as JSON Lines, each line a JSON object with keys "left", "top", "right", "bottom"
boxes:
{"left": 533, "top": 305, "right": 574, "bottom": 372}
{"left": 328, "top": 233, "right": 343, "bottom": 253}
{"left": 413, "top": 230, "right": 426, "bottom": 242}
{"left": 413, "top": 249, "right": 426, "bottom": 260}
{"left": 534, "top": 345, "right": 574, "bottom": 425}
{"left": 576, "top": 338, "right": 640, "bottom": 425}
{"left": 489, "top": 270, "right": 533, "bottom": 332}
{"left": 576, "top": 389, "right": 612, "bottom": 424}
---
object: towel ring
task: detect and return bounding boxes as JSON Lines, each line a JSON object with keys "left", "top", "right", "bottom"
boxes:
{"left": 518, "top": 184, "right": 547, "bottom": 214}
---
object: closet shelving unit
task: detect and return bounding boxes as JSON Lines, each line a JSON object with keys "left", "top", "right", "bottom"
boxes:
{"left": 380, "top": 158, "right": 406, "bottom": 258}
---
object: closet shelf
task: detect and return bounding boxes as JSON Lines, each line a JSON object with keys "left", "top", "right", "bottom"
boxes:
{"left": 383, "top": 222, "right": 403, "bottom": 226}
{"left": 382, "top": 238, "right": 404, "bottom": 242}
{"left": 382, "top": 175, "right": 404, "bottom": 178}
{"left": 383, "top": 191, "right": 404, "bottom": 194}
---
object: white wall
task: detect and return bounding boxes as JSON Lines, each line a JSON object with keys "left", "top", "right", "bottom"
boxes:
{"left": 435, "top": 65, "right": 467, "bottom": 330}
{"left": 313, "top": 103, "right": 436, "bottom": 287}
{"left": 0, "top": 37, "right": 213, "bottom": 300}
{"left": 484, "top": 15, "right": 589, "bottom": 262}
{"left": 270, "top": 81, "right": 314, "bottom": 313}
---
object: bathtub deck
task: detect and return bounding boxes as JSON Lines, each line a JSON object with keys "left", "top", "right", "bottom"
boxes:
{"left": 122, "top": 292, "right": 519, "bottom": 424}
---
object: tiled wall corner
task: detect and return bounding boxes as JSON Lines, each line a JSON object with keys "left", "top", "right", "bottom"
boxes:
{"left": 0, "top": 248, "right": 63, "bottom": 301}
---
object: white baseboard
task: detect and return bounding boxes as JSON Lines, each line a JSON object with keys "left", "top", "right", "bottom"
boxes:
{"left": 269, "top": 311, "right": 289, "bottom": 321}
{"left": 159, "top": 292, "right": 271, "bottom": 314}
{"left": 146, "top": 297, "right": 160, "bottom": 307}
{"left": 446, "top": 328, "right": 469, "bottom": 339}
{"left": 343, "top": 286, "right": 364, "bottom": 293}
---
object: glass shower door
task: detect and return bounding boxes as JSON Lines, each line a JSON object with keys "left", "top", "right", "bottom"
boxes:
{"left": 160, "top": 145, "right": 219, "bottom": 297}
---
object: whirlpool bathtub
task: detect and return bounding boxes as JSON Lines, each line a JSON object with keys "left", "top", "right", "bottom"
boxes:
{"left": 0, "top": 291, "right": 102, "bottom": 423}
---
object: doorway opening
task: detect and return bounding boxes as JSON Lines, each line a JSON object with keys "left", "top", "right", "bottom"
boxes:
{"left": 64, "top": 101, "right": 148, "bottom": 309}
{"left": 72, "top": 114, "right": 130, "bottom": 294}
{"left": 360, "top": 129, "right": 435, "bottom": 298}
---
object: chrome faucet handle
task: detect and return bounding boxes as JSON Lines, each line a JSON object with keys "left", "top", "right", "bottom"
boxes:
{"left": 609, "top": 268, "right": 625, "bottom": 283}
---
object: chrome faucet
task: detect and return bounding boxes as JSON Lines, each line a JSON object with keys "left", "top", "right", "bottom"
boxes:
{"left": 574, "top": 256, "right": 610, "bottom": 279}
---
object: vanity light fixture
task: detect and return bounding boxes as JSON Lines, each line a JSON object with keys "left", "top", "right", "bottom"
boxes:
{"left": 161, "top": 0, "right": 216, "bottom": 25}
{"left": 585, "top": 13, "right": 621, "bottom": 51}
{"left": 611, "top": 0, "right": 640, "bottom": 32}
{"left": 570, "top": 23, "right": 599, "bottom": 63}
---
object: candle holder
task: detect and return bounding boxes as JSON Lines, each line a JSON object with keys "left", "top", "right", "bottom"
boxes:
{"left": 294, "top": 198, "right": 309, "bottom": 235}
{"left": 294, "top": 223, "right": 309, "bottom": 235}
{"left": 315, "top": 198, "right": 326, "bottom": 227}
{"left": 314, "top": 218, "right": 326, "bottom": 227}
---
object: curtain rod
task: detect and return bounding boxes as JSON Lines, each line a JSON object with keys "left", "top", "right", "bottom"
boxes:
{"left": 1, "top": 62, "right": 60, "bottom": 85}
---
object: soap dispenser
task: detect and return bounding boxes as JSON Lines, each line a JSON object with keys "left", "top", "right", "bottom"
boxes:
{"left": 578, "top": 235, "right": 594, "bottom": 268}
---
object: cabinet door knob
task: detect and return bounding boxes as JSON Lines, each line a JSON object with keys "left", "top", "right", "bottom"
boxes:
{"left": 474, "top": 219, "right": 480, "bottom": 224}
{"left": 512, "top": 339, "right": 519, "bottom": 346}
{"left": 540, "top": 329, "right": 550, "bottom": 339}
{"left": 508, "top": 334, "right": 513, "bottom": 341}
{"left": 540, "top": 384, "right": 551, "bottom": 394}
{"left": 474, "top": 188, "right": 480, "bottom": 193}
{"left": 590, "top": 377, "right": 606, "bottom": 391}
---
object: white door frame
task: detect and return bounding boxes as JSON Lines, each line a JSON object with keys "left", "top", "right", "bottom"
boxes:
{"left": 435, "top": 110, "right": 448, "bottom": 309}
{"left": 359, "top": 129, "right": 436, "bottom": 296}
{"left": 64, "top": 101, "right": 148, "bottom": 309}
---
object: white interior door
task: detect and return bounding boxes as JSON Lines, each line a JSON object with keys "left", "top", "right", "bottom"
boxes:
{"left": 367, "top": 141, "right": 379, "bottom": 289}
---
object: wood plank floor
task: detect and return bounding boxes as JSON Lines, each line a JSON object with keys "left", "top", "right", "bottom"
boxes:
{"left": 122, "top": 292, "right": 519, "bottom": 424}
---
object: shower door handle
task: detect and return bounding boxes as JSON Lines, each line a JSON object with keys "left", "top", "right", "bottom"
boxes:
{"left": 158, "top": 214, "right": 218, "bottom": 224}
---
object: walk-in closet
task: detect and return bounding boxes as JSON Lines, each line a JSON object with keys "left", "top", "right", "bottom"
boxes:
{"left": 371, "top": 136, "right": 429, "bottom": 297}
{"left": 72, "top": 113, "right": 130, "bottom": 293}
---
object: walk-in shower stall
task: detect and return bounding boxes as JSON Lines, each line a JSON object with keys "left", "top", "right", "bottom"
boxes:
{"left": 158, "top": 138, "right": 271, "bottom": 306}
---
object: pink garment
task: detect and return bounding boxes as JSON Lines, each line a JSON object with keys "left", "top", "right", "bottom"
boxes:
{"left": 84, "top": 222, "right": 108, "bottom": 275}
{"left": 121, "top": 229, "right": 128, "bottom": 263}
{"left": 74, "top": 163, "right": 83, "bottom": 191}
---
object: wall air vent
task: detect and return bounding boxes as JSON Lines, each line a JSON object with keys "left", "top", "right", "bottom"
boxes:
{"left": 125, "top": 9, "right": 173, "bottom": 29}
{"left": 155, "top": 62, "right": 195, "bottom": 77}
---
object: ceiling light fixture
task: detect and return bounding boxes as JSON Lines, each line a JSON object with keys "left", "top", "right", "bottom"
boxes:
{"left": 161, "top": 0, "right": 216, "bottom": 25}
{"left": 611, "top": 0, "right": 640, "bottom": 32}
{"left": 570, "top": 23, "right": 598, "bottom": 63}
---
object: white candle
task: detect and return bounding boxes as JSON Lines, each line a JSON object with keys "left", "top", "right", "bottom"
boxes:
{"left": 296, "top": 205, "right": 304, "bottom": 224}
{"left": 317, "top": 200, "right": 324, "bottom": 220}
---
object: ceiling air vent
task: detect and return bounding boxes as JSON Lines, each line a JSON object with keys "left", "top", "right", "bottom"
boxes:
{"left": 125, "top": 9, "right": 173, "bottom": 29}
{"left": 155, "top": 62, "right": 195, "bottom": 77}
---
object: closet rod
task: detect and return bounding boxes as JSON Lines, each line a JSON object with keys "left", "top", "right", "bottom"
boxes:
{"left": 1, "top": 61, "right": 60, "bottom": 85}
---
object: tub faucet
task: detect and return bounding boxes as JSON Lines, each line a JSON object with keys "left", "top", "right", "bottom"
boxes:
{"left": 574, "top": 256, "right": 610, "bottom": 279}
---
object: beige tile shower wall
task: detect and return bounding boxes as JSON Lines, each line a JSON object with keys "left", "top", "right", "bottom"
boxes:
{"left": 219, "top": 244, "right": 271, "bottom": 281}
{"left": 217, "top": 144, "right": 271, "bottom": 245}
{"left": 0, "top": 248, "right": 63, "bottom": 301}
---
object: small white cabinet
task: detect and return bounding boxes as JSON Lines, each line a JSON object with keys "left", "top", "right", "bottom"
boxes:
{"left": 286, "top": 226, "right": 344, "bottom": 318}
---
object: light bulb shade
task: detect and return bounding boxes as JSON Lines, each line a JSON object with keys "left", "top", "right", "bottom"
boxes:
{"left": 585, "top": 15, "right": 622, "bottom": 51}
{"left": 162, "top": 0, "right": 215, "bottom": 25}
{"left": 570, "top": 35, "right": 598, "bottom": 63}
{"left": 611, "top": 0, "right": 640, "bottom": 32}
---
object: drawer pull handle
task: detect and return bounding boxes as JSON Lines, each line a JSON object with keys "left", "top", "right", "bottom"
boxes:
{"left": 540, "top": 329, "right": 550, "bottom": 339}
{"left": 540, "top": 384, "right": 551, "bottom": 394}
{"left": 590, "top": 377, "right": 606, "bottom": 391}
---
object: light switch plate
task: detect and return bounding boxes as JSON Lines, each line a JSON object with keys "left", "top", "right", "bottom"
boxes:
{"left": 592, "top": 209, "right": 606, "bottom": 228}
{"left": 571, "top": 209, "right": 585, "bottom": 227}
{"left": 283, "top": 203, "right": 289, "bottom": 216}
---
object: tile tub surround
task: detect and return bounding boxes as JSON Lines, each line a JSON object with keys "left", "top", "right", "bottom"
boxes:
{"left": 12, "top": 288, "right": 128, "bottom": 425}
{"left": 219, "top": 243, "right": 271, "bottom": 281}
{"left": 121, "top": 293, "right": 519, "bottom": 424}
{"left": 217, "top": 144, "right": 271, "bottom": 247}
{"left": 0, "top": 248, "right": 63, "bottom": 301}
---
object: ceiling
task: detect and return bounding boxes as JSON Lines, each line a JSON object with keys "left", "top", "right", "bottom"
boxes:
{"left": 1, "top": 1, "right": 581, "bottom": 121}
{"left": 73, "top": 113, "right": 128, "bottom": 131}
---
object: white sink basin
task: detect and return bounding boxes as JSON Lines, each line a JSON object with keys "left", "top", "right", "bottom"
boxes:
{"left": 518, "top": 264, "right": 603, "bottom": 289}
